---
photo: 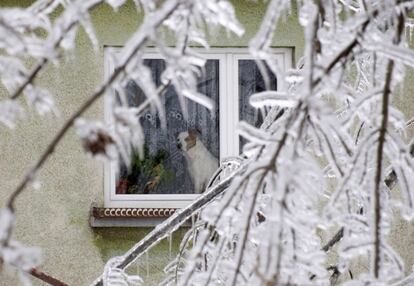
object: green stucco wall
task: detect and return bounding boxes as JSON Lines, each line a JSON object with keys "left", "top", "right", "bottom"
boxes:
{"left": 0, "top": 1, "right": 304, "bottom": 285}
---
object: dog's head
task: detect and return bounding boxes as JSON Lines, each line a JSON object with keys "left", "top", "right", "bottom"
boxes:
{"left": 177, "top": 130, "right": 200, "bottom": 151}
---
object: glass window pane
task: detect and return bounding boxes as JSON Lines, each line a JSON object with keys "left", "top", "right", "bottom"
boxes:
{"left": 238, "top": 60, "right": 277, "bottom": 150}
{"left": 116, "top": 59, "right": 220, "bottom": 195}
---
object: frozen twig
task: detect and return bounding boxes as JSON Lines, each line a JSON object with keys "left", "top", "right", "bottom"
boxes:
{"left": 372, "top": 12, "right": 404, "bottom": 278}
{"left": 392, "top": 272, "right": 414, "bottom": 286}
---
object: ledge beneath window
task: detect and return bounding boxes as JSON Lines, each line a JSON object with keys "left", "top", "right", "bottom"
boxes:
{"left": 89, "top": 206, "right": 187, "bottom": 227}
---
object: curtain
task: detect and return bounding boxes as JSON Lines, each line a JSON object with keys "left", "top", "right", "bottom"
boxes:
{"left": 117, "top": 59, "right": 219, "bottom": 195}
{"left": 238, "top": 60, "right": 277, "bottom": 150}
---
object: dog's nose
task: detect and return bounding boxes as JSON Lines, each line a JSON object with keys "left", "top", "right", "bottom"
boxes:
{"left": 177, "top": 142, "right": 182, "bottom": 149}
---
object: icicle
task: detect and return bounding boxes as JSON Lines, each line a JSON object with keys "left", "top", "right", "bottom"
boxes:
{"left": 191, "top": 214, "right": 197, "bottom": 245}
{"left": 168, "top": 233, "right": 173, "bottom": 260}
{"left": 145, "top": 251, "right": 149, "bottom": 279}
{"left": 136, "top": 259, "right": 140, "bottom": 277}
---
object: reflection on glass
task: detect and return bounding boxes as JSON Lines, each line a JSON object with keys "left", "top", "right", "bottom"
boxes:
{"left": 238, "top": 60, "right": 277, "bottom": 150}
{"left": 116, "top": 59, "right": 220, "bottom": 195}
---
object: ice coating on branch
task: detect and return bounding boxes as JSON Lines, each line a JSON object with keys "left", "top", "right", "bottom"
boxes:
{"left": 106, "top": 0, "right": 128, "bottom": 10}
{"left": 249, "top": 0, "right": 290, "bottom": 55}
{"left": 29, "top": 0, "right": 62, "bottom": 16}
{"left": 0, "top": 208, "right": 41, "bottom": 285}
{"left": 51, "top": 1, "right": 99, "bottom": 52}
{"left": 0, "top": 208, "right": 14, "bottom": 243}
{"left": 160, "top": 50, "right": 211, "bottom": 120}
{"left": 237, "top": 121, "right": 277, "bottom": 145}
{"left": 198, "top": 0, "right": 244, "bottom": 36}
{"left": 0, "top": 8, "right": 51, "bottom": 56}
{"left": 25, "top": 86, "right": 58, "bottom": 116}
{"left": 1, "top": 240, "right": 42, "bottom": 271}
{"left": 112, "top": 106, "right": 145, "bottom": 164}
{"left": 0, "top": 100, "right": 24, "bottom": 128}
{"left": 103, "top": 256, "right": 143, "bottom": 286}
{"left": 249, "top": 91, "right": 297, "bottom": 108}
{"left": 0, "top": 56, "right": 28, "bottom": 93}
{"left": 75, "top": 119, "right": 118, "bottom": 161}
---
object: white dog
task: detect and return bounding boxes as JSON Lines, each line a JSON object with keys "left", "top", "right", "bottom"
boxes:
{"left": 177, "top": 130, "right": 218, "bottom": 193}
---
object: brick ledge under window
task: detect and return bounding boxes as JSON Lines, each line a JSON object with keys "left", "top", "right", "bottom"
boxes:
{"left": 89, "top": 206, "right": 188, "bottom": 227}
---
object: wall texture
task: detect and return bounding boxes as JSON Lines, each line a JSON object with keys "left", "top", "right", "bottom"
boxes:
{"left": 0, "top": 1, "right": 304, "bottom": 285}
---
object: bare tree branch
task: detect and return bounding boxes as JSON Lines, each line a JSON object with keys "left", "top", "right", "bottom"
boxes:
{"left": 29, "top": 267, "right": 69, "bottom": 286}
{"left": 372, "top": 11, "right": 404, "bottom": 278}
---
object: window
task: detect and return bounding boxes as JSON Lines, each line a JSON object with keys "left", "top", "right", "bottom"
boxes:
{"left": 104, "top": 48, "right": 292, "bottom": 209}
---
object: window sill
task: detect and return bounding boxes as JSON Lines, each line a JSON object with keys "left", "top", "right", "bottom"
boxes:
{"left": 89, "top": 206, "right": 188, "bottom": 227}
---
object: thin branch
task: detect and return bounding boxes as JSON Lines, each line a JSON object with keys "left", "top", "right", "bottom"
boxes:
{"left": 328, "top": 265, "right": 341, "bottom": 286}
{"left": 320, "top": 17, "right": 406, "bottom": 272}
{"left": 270, "top": 188, "right": 289, "bottom": 284}
{"left": 200, "top": 237, "right": 226, "bottom": 286}
{"left": 372, "top": 11, "right": 404, "bottom": 278}
{"left": 29, "top": 267, "right": 69, "bottom": 286}
{"left": 230, "top": 172, "right": 266, "bottom": 286}
{"left": 178, "top": 173, "right": 251, "bottom": 286}
{"left": 312, "top": 13, "right": 372, "bottom": 87}
{"left": 230, "top": 106, "right": 308, "bottom": 285}
{"left": 406, "top": 116, "right": 414, "bottom": 128}
{"left": 321, "top": 139, "right": 414, "bottom": 255}
{"left": 313, "top": 0, "right": 414, "bottom": 89}
{"left": 10, "top": 58, "right": 47, "bottom": 100}
{"left": 30, "top": 0, "right": 58, "bottom": 15}
{"left": 392, "top": 272, "right": 414, "bottom": 286}
{"left": 6, "top": 0, "right": 181, "bottom": 211}
{"left": 322, "top": 227, "right": 344, "bottom": 252}
{"left": 355, "top": 121, "right": 365, "bottom": 145}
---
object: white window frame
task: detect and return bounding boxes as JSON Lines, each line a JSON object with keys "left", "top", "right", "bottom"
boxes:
{"left": 104, "top": 47, "right": 292, "bottom": 208}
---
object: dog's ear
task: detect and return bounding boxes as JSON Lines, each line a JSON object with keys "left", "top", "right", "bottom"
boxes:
{"left": 185, "top": 130, "right": 198, "bottom": 150}
{"left": 188, "top": 129, "right": 199, "bottom": 138}
{"left": 189, "top": 129, "right": 202, "bottom": 138}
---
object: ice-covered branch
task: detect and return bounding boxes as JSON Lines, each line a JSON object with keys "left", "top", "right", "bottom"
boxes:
{"left": 372, "top": 11, "right": 404, "bottom": 278}
{"left": 392, "top": 272, "right": 414, "bottom": 286}
{"left": 91, "top": 167, "right": 238, "bottom": 286}
{"left": 6, "top": 0, "right": 181, "bottom": 211}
